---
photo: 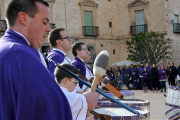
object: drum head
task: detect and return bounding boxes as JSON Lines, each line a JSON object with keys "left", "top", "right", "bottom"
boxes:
{"left": 91, "top": 104, "right": 149, "bottom": 120}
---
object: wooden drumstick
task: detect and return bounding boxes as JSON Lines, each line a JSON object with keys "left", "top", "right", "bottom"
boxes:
{"left": 88, "top": 50, "right": 109, "bottom": 116}
{"left": 99, "top": 77, "right": 124, "bottom": 99}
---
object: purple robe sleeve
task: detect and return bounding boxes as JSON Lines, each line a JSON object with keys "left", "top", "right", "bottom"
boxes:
{"left": 47, "top": 51, "right": 64, "bottom": 78}
{"left": 72, "top": 57, "right": 86, "bottom": 88}
{"left": 0, "top": 30, "right": 72, "bottom": 120}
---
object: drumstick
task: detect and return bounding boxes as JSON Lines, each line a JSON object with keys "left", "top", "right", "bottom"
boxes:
{"left": 99, "top": 77, "right": 124, "bottom": 99}
{"left": 44, "top": 56, "right": 142, "bottom": 116}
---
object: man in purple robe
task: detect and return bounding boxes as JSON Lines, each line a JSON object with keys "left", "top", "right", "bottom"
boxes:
{"left": 0, "top": 0, "right": 72, "bottom": 120}
{"left": 47, "top": 28, "right": 72, "bottom": 78}
{"left": 72, "top": 42, "right": 93, "bottom": 91}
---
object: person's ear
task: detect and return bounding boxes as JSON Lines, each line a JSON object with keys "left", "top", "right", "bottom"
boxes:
{"left": 76, "top": 49, "right": 80, "bottom": 55}
{"left": 18, "top": 12, "right": 29, "bottom": 26}
{"left": 56, "top": 40, "right": 62, "bottom": 46}
{"left": 63, "top": 77, "right": 68, "bottom": 84}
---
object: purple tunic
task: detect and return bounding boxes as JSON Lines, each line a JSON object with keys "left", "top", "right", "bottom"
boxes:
{"left": 0, "top": 29, "right": 72, "bottom": 120}
{"left": 158, "top": 68, "right": 167, "bottom": 80}
{"left": 47, "top": 50, "right": 65, "bottom": 78}
{"left": 142, "top": 72, "right": 148, "bottom": 81}
{"left": 72, "top": 57, "right": 88, "bottom": 88}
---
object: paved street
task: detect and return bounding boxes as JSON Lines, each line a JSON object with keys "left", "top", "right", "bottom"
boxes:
{"left": 133, "top": 89, "right": 171, "bottom": 120}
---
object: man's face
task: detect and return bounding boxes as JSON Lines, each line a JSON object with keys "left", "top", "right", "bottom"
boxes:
{"left": 161, "top": 65, "right": 164, "bottom": 69}
{"left": 170, "top": 63, "right": 173, "bottom": 66}
{"left": 27, "top": 2, "right": 51, "bottom": 49}
{"left": 60, "top": 31, "right": 72, "bottom": 53}
{"left": 78, "top": 44, "right": 89, "bottom": 60}
{"left": 145, "top": 64, "right": 148, "bottom": 67}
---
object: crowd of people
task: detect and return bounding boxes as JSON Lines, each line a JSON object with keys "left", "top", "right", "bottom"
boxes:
{"left": 105, "top": 62, "right": 180, "bottom": 93}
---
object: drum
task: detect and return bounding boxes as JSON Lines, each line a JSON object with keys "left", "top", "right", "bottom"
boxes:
{"left": 106, "top": 91, "right": 135, "bottom": 99}
{"left": 91, "top": 103, "right": 150, "bottom": 120}
{"left": 98, "top": 99, "right": 150, "bottom": 111}
{"left": 166, "top": 86, "right": 180, "bottom": 108}
{"left": 165, "top": 108, "right": 180, "bottom": 120}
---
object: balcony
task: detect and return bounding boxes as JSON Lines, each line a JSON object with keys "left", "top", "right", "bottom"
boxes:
{"left": 173, "top": 23, "right": 180, "bottom": 33}
{"left": 0, "top": 20, "right": 7, "bottom": 32}
{"left": 130, "top": 24, "right": 148, "bottom": 35}
{"left": 49, "top": 23, "right": 56, "bottom": 29}
{"left": 82, "top": 26, "right": 99, "bottom": 36}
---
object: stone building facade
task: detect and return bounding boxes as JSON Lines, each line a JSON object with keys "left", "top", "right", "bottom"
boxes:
{"left": 0, "top": 0, "right": 180, "bottom": 68}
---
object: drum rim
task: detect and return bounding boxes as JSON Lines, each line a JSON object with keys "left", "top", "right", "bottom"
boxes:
{"left": 92, "top": 105, "right": 150, "bottom": 120}
{"left": 169, "top": 86, "right": 180, "bottom": 90}
{"left": 165, "top": 102, "right": 180, "bottom": 109}
{"left": 106, "top": 91, "right": 135, "bottom": 96}
{"left": 97, "top": 103, "right": 148, "bottom": 110}
{"left": 168, "top": 113, "right": 180, "bottom": 120}
{"left": 165, "top": 108, "right": 177, "bottom": 115}
{"left": 98, "top": 99, "right": 150, "bottom": 107}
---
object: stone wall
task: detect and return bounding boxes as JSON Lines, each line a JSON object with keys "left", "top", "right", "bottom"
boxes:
{"left": 1, "top": 0, "right": 180, "bottom": 68}
{"left": 165, "top": 0, "right": 180, "bottom": 66}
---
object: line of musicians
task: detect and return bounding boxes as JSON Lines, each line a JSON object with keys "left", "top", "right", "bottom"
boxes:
{"left": 0, "top": 1, "right": 103, "bottom": 120}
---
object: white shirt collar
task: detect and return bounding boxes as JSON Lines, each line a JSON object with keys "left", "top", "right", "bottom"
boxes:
{"left": 53, "top": 48, "right": 66, "bottom": 56}
{"left": 14, "top": 31, "right": 30, "bottom": 46}
{"left": 60, "top": 86, "right": 69, "bottom": 92}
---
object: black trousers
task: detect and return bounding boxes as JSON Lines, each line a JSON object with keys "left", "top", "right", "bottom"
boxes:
{"left": 169, "top": 76, "right": 175, "bottom": 86}
{"left": 142, "top": 78, "right": 148, "bottom": 87}
{"left": 152, "top": 77, "right": 159, "bottom": 88}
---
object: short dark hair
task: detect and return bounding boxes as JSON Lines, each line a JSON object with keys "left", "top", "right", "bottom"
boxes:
{"left": 72, "top": 42, "right": 86, "bottom": 56}
{"left": 54, "top": 63, "right": 80, "bottom": 84}
{"left": 48, "top": 28, "right": 65, "bottom": 47}
{"left": 5, "top": 0, "right": 49, "bottom": 27}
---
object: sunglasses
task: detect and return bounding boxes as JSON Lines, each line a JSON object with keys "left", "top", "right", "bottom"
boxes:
{"left": 61, "top": 36, "right": 71, "bottom": 40}
{"left": 80, "top": 48, "right": 88, "bottom": 51}
{"left": 69, "top": 78, "right": 78, "bottom": 84}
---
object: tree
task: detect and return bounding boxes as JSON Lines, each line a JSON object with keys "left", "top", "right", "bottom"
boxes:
{"left": 126, "top": 32, "right": 172, "bottom": 66}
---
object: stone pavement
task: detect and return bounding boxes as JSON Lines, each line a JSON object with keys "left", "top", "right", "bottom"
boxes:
{"left": 132, "top": 89, "right": 171, "bottom": 120}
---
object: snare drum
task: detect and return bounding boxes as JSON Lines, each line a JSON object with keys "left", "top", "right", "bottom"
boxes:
{"left": 106, "top": 91, "right": 135, "bottom": 99}
{"left": 166, "top": 86, "right": 180, "bottom": 108}
{"left": 98, "top": 99, "right": 150, "bottom": 111}
{"left": 91, "top": 103, "right": 150, "bottom": 120}
{"left": 165, "top": 108, "right": 180, "bottom": 120}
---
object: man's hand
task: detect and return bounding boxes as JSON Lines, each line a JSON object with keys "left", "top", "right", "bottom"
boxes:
{"left": 83, "top": 92, "right": 98, "bottom": 110}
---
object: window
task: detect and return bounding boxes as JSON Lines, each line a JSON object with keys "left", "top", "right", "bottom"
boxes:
{"left": 174, "top": 14, "right": 179, "bottom": 23}
{"left": 101, "top": 44, "right": 103, "bottom": 47}
{"left": 84, "top": 11, "right": 93, "bottom": 35}
{"left": 113, "top": 49, "right": 115, "bottom": 55}
{"left": 135, "top": 10, "right": 145, "bottom": 33}
{"left": 108, "top": 0, "right": 111, "bottom": 2}
{"left": 174, "top": 14, "right": 179, "bottom": 32}
{"left": 109, "top": 22, "right": 112, "bottom": 28}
